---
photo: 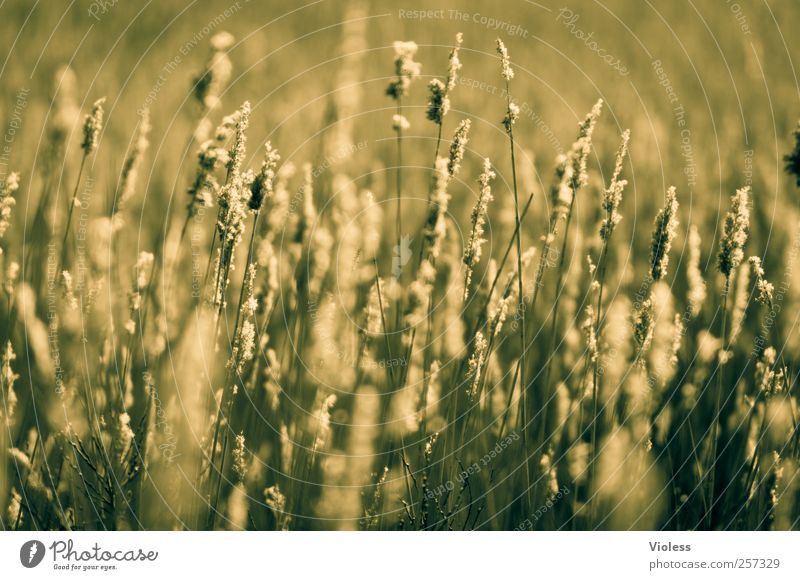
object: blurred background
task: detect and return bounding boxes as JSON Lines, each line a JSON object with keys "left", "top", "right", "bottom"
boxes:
{"left": 1, "top": 0, "right": 798, "bottom": 250}
{"left": 1, "top": 0, "right": 799, "bottom": 531}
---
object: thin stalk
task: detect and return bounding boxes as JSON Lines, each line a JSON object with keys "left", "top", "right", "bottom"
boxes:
{"left": 207, "top": 386, "right": 237, "bottom": 530}
{"left": 577, "top": 229, "right": 612, "bottom": 528}
{"left": 59, "top": 153, "right": 88, "bottom": 268}
{"left": 373, "top": 258, "right": 399, "bottom": 441}
{"left": 588, "top": 347, "right": 602, "bottom": 527}
{"left": 12, "top": 432, "right": 40, "bottom": 530}
{"left": 532, "top": 193, "right": 576, "bottom": 516}
{"left": 205, "top": 209, "right": 261, "bottom": 528}
{"left": 166, "top": 127, "right": 211, "bottom": 306}
{"left": 393, "top": 97, "right": 404, "bottom": 333}
{"left": 408, "top": 121, "right": 449, "bottom": 426}
{"left": 441, "top": 194, "right": 533, "bottom": 483}
{"left": 706, "top": 276, "right": 730, "bottom": 529}
{"left": 431, "top": 123, "right": 444, "bottom": 189}
{"left": 502, "top": 79, "right": 531, "bottom": 514}
{"left": 743, "top": 398, "right": 769, "bottom": 506}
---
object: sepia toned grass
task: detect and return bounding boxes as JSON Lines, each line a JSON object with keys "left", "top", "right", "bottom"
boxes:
{"left": 0, "top": 3, "right": 799, "bottom": 532}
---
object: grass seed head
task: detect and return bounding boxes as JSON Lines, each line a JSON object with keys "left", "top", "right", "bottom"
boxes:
{"left": 426, "top": 33, "right": 462, "bottom": 130}
{"left": 249, "top": 142, "right": 280, "bottom": 211}
{"left": 749, "top": 256, "right": 774, "bottom": 307}
{"left": 424, "top": 157, "right": 451, "bottom": 260}
{"left": 426, "top": 79, "right": 448, "bottom": 124}
{"left": 649, "top": 186, "right": 679, "bottom": 282}
{"left": 116, "top": 109, "right": 151, "bottom": 213}
{"left": 193, "top": 31, "right": 234, "bottom": 110}
{"left": 718, "top": 186, "right": 751, "bottom": 280}
{"left": 550, "top": 100, "right": 604, "bottom": 224}
{"left": 581, "top": 305, "right": 598, "bottom": 362}
{"left": 81, "top": 97, "right": 106, "bottom": 154}
{"left": 386, "top": 41, "right": 421, "bottom": 100}
{"left": 1, "top": 341, "right": 18, "bottom": 423}
{"left": 466, "top": 331, "right": 488, "bottom": 400}
{"left": 463, "top": 158, "right": 495, "bottom": 299}
{"left": 447, "top": 119, "right": 471, "bottom": 178}
{"left": 265, "top": 480, "right": 285, "bottom": 510}
{"left": 729, "top": 263, "right": 750, "bottom": 344}
{"left": 49, "top": 65, "right": 79, "bottom": 145}
{"left": 227, "top": 101, "right": 251, "bottom": 176}
{"left": 313, "top": 394, "right": 338, "bottom": 452}
{"left": 233, "top": 432, "right": 248, "bottom": 481}
{"left": 756, "top": 347, "right": 781, "bottom": 396}
{"left": 0, "top": 172, "right": 19, "bottom": 239}
{"left": 570, "top": 99, "right": 603, "bottom": 190}
{"left": 392, "top": 114, "right": 410, "bottom": 132}
{"left": 502, "top": 101, "right": 519, "bottom": 133}
{"left": 600, "top": 129, "right": 630, "bottom": 242}
{"left": 446, "top": 32, "right": 464, "bottom": 91}
{"left": 686, "top": 224, "right": 707, "bottom": 317}
{"left": 61, "top": 270, "right": 79, "bottom": 310}
{"left": 3, "top": 262, "right": 19, "bottom": 298}
{"left": 365, "top": 278, "right": 384, "bottom": 338}
{"left": 633, "top": 298, "right": 655, "bottom": 360}
{"left": 784, "top": 120, "right": 800, "bottom": 187}
{"left": 496, "top": 38, "right": 514, "bottom": 81}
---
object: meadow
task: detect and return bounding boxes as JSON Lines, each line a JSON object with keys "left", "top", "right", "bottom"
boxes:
{"left": 0, "top": 0, "right": 799, "bottom": 530}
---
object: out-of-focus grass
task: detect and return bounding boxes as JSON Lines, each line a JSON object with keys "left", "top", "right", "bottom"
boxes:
{"left": 0, "top": 0, "right": 798, "bottom": 530}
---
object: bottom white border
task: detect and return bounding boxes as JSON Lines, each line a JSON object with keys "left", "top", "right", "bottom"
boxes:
{"left": 0, "top": 531, "right": 797, "bottom": 578}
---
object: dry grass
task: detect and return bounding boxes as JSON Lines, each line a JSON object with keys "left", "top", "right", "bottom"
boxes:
{"left": 0, "top": 1, "right": 799, "bottom": 531}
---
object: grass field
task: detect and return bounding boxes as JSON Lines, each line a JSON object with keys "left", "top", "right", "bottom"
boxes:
{"left": 1, "top": 0, "right": 800, "bottom": 530}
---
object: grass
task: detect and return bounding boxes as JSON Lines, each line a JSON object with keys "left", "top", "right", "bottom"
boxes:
{"left": 0, "top": 0, "right": 799, "bottom": 531}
